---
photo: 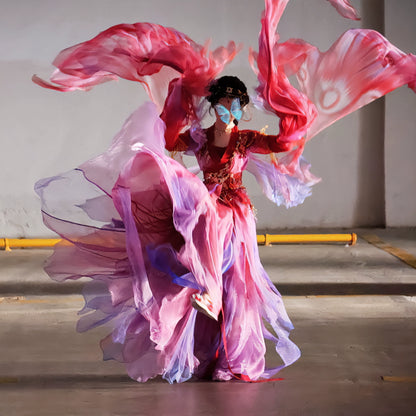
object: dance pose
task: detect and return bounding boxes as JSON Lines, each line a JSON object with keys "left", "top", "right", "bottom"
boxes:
{"left": 33, "top": 0, "right": 416, "bottom": 383}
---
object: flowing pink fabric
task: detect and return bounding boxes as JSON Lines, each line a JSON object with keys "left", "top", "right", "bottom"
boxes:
{"left": 32, "top": 22, "right": 239, "bottom": 148}
{"left": 249, "top": 0, "right": 416, "bottom": 205}
{"left": 326, "top": 0, "right": 360, "bottom": 20}
{"left": 252, "top": 0, "right": 416, "bottom": 141}
{"left": 280, "top": 29, "right": 416, "bottom": 139}
{"left": 36, "top": 103, "right": 300, "bottom": 383}
{"left": 251, "top": 0, "right": 317, "bottom": 144}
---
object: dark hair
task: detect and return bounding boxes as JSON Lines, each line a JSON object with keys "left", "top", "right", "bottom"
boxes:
{"left": 207, "top": 76, "right": 249, "bottom": 107}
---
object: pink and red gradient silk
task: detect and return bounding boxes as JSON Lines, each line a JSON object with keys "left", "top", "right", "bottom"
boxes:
{"left": 34, "top": 0, "right": 416, "bottom": 201}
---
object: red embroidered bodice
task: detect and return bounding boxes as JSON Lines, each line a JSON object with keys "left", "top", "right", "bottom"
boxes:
{"left": 168, "top": 125, "right": 292, "bottom": 207}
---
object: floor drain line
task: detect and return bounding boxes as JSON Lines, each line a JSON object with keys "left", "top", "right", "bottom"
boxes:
{"left": 360, "top": 234, "right": 416, "bottom": 269}
{"left": 381, "top": 376, "right": 416, "bottom": 383}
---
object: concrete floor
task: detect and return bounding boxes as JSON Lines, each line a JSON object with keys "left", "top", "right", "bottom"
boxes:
{"left": 1, "top": 229, "right": 416, "bottom": 415}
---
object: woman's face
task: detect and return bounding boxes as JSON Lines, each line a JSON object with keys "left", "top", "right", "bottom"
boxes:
{"left": 214, "top": 96, "right": 241, "bottom": 125}
{"left": 218, "top": 96, "right": 234, "bottom": 109}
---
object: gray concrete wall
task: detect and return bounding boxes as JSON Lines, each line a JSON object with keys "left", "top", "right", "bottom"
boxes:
{"left": 384, "top": 0, "right": 416, "bottom": 227}
{"left": 0, "top": 0, "right": 414, "bottom": 237}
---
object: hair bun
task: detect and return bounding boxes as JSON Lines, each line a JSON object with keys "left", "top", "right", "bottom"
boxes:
{"left": 207, "top": 76, "right": 249, "bottom": 107}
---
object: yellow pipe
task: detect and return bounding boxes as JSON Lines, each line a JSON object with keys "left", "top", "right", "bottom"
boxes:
{"left": 1, "top": 233, "right": 357, "bottom": 250}
{"left": 256, "top": 233, "right": 357, "bottom": 246}
{"left": 1, "top": 238, "right": 61, "bottom": 251}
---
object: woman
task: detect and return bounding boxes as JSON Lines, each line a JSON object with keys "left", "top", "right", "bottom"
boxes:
{"left": 35, "top": 70, "right": 301, "bottom": 382}
{"left": 34, "top": 0, "right": 415, "bottom": 383}
{"left": 158, "top": 75, "right": 301, "bottom": 381}
{"left": 184, "top": 76, "right": 294, "bottom": 320}
{"left": 109, "top": 75, "right": 301, "bottom": 382}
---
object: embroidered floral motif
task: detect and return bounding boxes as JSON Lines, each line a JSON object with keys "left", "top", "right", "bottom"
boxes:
{"left": 198, "top": 131, "right": 253, "bottom": 208}
{"left": 234, "top": 131, "right": 253, "bottom": 157}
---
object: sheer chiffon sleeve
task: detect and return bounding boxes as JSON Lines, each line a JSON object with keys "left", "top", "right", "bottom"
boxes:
{"left": 247, "top": 0, "right": 416, "bottom": 208}
{"left": 32, "top": 22, "right": 239, "bottom": 151}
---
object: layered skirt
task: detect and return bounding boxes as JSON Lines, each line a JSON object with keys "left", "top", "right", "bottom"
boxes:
{"left": 36, "top": 103, "right": 300, "bottom": 383}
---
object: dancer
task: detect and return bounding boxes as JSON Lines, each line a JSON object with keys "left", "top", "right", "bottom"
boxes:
{"left": 35, "top": 73, "right": 303, "bottom": 382}
{"left": 33, "top": 0, "right": 416, "bottom": 383}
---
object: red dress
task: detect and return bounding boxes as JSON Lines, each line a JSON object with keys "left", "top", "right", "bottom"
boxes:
{"left": 36, "top": 103, "right": 301, "bottom": 382}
